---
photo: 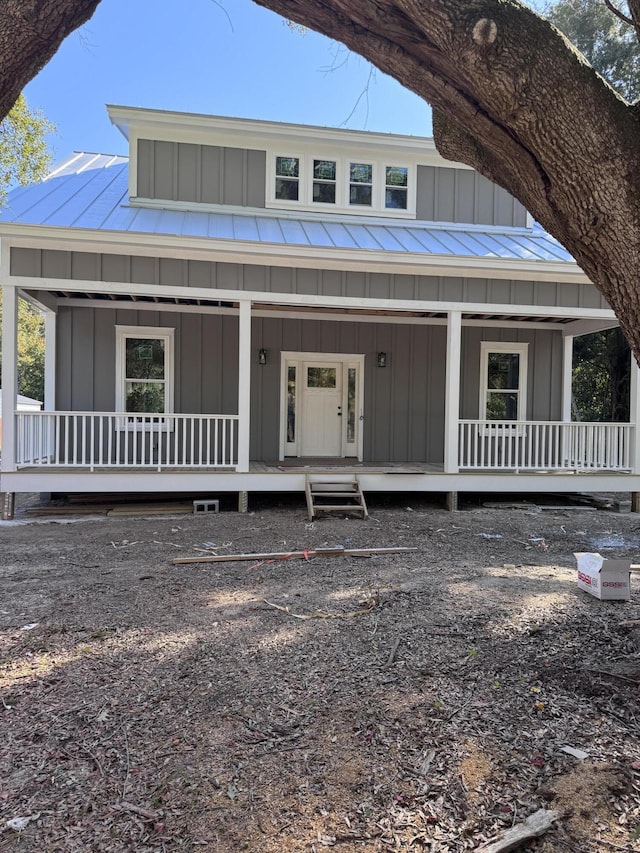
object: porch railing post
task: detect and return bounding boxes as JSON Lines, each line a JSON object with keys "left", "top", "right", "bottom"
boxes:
{"left": 561, "top": 334, "right": 573, "bottom": 422}
{"left": 44, "top": 310, "right": 57, "bottom": 412}
{"left": 237, "top": 299, "right": 251, "bottom": 472}
{"left": 1, "top": 281, "right": 18, "bottom": 472}
{"left": 630, "top": 354, "right": 640, "bottom": 474}
{"left": 444, "top": 310, "right": 462, "bottom": 473}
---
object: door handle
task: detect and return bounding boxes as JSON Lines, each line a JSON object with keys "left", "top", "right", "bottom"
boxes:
{"left": 337, "top": 406, "right": 342, "bottom": 417}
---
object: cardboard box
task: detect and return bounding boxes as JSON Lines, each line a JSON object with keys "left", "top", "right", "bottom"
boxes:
{"left": 574, "top": 552, "right": 631, "bottom": 601}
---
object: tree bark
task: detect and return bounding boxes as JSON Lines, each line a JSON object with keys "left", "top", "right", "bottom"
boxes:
{"left": 0, "top": 0, "right": 101, "bottom": 121}
{"left": 254, "top": 0, "right": 640, "bottom": 361}
{"left": 2, "top": 1, "right": 640, "bottom": 362}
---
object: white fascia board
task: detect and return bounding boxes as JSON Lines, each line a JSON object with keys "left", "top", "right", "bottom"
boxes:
{"left": 1, "top": 225, "right": 591, "bottom": 284}
{"left": 107, "top": 104, "right": 464, "bottom": 166}
{"left": 9, "top": 274, "right": 616, "bottom": 321}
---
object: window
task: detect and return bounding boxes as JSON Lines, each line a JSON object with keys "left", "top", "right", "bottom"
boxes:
{"left": 275, "top": 156, "right": 299, "bottom": 201}
{"left": 268, "top": 152, "right": 414, "bottom": 216}
{"left": 385, "top": 166, "right": 408, "bottom": 209}
{"left": 116, "top": 326, "right": 174, "bottom": 421}
{"left": 479, "top": 342, "right": 528, "bottom": 421}
{"left": 313, "top": 159, "right": 336, "bottom": 203}
{"left": 307, "top": 366, "right": 337, "bottom": 388}
{"left": 349, "top": 162, "right": 373, "bottom": 206}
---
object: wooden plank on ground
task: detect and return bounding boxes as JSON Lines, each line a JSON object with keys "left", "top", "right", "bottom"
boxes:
{"left": 173, "top": 546, "right": 417, "bottom": 565}
{"left": 476, "top": 808, "right": 559, "bottom": 853}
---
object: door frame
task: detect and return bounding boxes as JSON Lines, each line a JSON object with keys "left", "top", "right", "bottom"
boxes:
{"left": 279, "top": 351, "right": 365, "bottom": 461}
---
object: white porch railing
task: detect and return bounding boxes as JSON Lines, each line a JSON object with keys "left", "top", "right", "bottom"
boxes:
{"left": 459, "top": 420, "right": 633, "bottom": 471}
{"left": 15, "top": 411, "right": 239, "bottom": 470}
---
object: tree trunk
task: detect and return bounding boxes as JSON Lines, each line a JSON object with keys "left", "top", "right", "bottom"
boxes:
{"left": 0, "top": 0, "right": 101, "bottom": 121}
{"left": 254, "top": 0, "right": 640, "bottom": 360}
{"left": 2, "top": 1, "right": 639, "bottom": 364}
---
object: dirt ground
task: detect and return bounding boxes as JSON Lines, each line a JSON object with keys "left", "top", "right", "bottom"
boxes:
{"left": 2, "top": 491, "right": 640, "bottom": 852}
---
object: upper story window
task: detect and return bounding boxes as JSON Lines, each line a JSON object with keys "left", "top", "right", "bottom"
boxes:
{"left": 275, "top": 156, "right": 299, "bottom": 201}
{"left": 350, "top": 163, "right": 373, "bottom": 206}
{"left": 386, "top": 166, "right": 408, "bottom": 209}
{"left": 313, "top": 159, "right": 337, "bottom": 203}
{"left": 267, "top": 152, "right": 415, "bottom": 217}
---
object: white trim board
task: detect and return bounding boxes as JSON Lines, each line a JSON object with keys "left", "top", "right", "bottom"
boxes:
{"left": 130, "top": 196, "right": 537, "bottom": 235}
{"left": 3, "top": 469, "right": 639, "bottom": 495}
{"left": 1, "top": 228, "right": 589, "bottom": 283}
{"left": 8, "top": 274, "right": 616, "bottom": 321}
{"left": 107, "top": 104, "right": 461, "bottom": 164}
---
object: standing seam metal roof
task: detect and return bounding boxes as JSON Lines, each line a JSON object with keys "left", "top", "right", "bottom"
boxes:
{"left": 0, "top": 152, "right": 575, "bottom": 265}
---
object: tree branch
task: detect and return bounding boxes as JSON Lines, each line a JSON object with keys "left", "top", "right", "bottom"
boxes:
{"left": 603, "top": 0, "right": 634, "bottom": 26}
{"left": 0, "top": 1, "right": 102, "bottom": 121}
{"left": 627, "top": 0, "right": 640, "bottom": 41}
{"left": 252, "top": 0, "right": 640, "bottom": 356}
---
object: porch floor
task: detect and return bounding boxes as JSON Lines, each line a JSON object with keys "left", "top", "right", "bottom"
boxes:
{"left": 253, "top": 459, "right": 436, "bottom": 474}
{"left": 9, "top": 460, "right": 635, "bottom": 476}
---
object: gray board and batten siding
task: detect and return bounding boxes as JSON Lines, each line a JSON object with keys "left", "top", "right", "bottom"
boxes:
{"left": 137, "top": 140, "right": 267, "bottom": 208}
{"left": 415, "top": 166, "right": 528, "bottom": 228}
{"left": 11, "top": 249, "right": 609, "bottom": 311}
{"left": 54, "top": 306, "right": 561, "bottom": 465}
{"left": 135, "top": 138, "right": 527, "bottom": 227}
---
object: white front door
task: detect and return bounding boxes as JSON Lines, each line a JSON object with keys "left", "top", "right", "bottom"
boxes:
{"left": 280, "top": 352, "right": 364, "bottom": 460}
{"left": 300, "top": 361, "right": 343, "bottom": 456}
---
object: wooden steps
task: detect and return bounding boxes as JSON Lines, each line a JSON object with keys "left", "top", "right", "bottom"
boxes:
{"left": 305, "top": 475, "right": 368, "bottom": 520}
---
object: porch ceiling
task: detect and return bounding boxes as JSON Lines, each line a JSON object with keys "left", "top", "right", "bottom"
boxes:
{"left": 25, "top": 289, "right": 575, "bottom": 326}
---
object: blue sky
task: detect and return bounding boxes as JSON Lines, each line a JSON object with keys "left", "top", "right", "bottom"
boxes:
{"left": 24, "top": 0, "right": 433, "bottom": 162}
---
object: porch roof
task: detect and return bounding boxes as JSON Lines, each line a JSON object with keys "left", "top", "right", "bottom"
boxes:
{"left": 0, "top": 152, "right": 575, "bottom": 267}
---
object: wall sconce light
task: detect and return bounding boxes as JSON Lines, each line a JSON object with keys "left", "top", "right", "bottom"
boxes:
{"left": 377, "top": 351, "right": 387, "bottom": 368}
{"left": 258, "top": 348, "right": 267, "bottom": 365}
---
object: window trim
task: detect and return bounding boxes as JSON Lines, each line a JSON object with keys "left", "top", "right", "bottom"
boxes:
{"left": 266, "top": 150, "right": 417, "bottom": 217}
{"left": 479, "top": 341, "right": 528, "bottom": 423}
{"left": 115, "top": 325, "right": 175, "bottom": 429}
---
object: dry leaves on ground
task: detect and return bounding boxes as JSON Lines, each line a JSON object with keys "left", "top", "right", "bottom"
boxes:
{"left": 2, "top": 493, "right": 640, "bottom": 851}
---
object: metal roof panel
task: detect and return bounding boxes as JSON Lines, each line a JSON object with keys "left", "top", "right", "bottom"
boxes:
{"left": 0, "top": 151, "right": 578, "bottom": 270}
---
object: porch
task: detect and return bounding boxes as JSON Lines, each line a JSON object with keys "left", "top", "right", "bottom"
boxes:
{"left": 3, "top": 266, "right": 640, "bottom": 503}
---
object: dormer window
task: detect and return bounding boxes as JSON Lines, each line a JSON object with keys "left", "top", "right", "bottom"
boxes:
{"left": 313, "top": 160, "right": 337, "bottom": 203}
{"left": 275, "top": 156, "right": 300, "bottom": 201}
{"left": 350, "top": 163, "right": 373, "bottom": 206}
{"left": 267, "top": 151, "right": 415, "bottom": 217}
{"left": 386, "top": 166, "right": 408, "bottom": 209}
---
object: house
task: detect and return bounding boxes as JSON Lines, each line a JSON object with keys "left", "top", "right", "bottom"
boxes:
{"left": 1, "top": 105, "right": 637, "bottom": 513}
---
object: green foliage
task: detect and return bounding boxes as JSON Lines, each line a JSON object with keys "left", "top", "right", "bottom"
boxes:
{"left": 572, "top": 328, "right": 630, "bottom": 422}
{"left": 0, "top": 93, "right": 52, "bottom": 401}
{"left": 0, "top": 93, "right": 54, "bottom": 207}
{"left": 0, "top": 293, "right": 45, "bottom": 402}
{"left": 545, "top": 0, "right": 640, "bottom": 101}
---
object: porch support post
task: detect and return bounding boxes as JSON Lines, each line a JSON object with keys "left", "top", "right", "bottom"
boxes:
{"left": 444, "top": 310, "right": 462, "bottom": 474}
{"left": 561, "top": 334, "right": 573, "bottom": 422}
{"left": 630, "top": 354, "right": 640, "bottom": 476}
{"left": 43, "top": 310, "right": 56, "bottom": 411}
{"left": 237, "top": 299, "right": 251, "bottom": 473}
{"left": 1, "top": 282, "right": 18, "bottom": 472}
